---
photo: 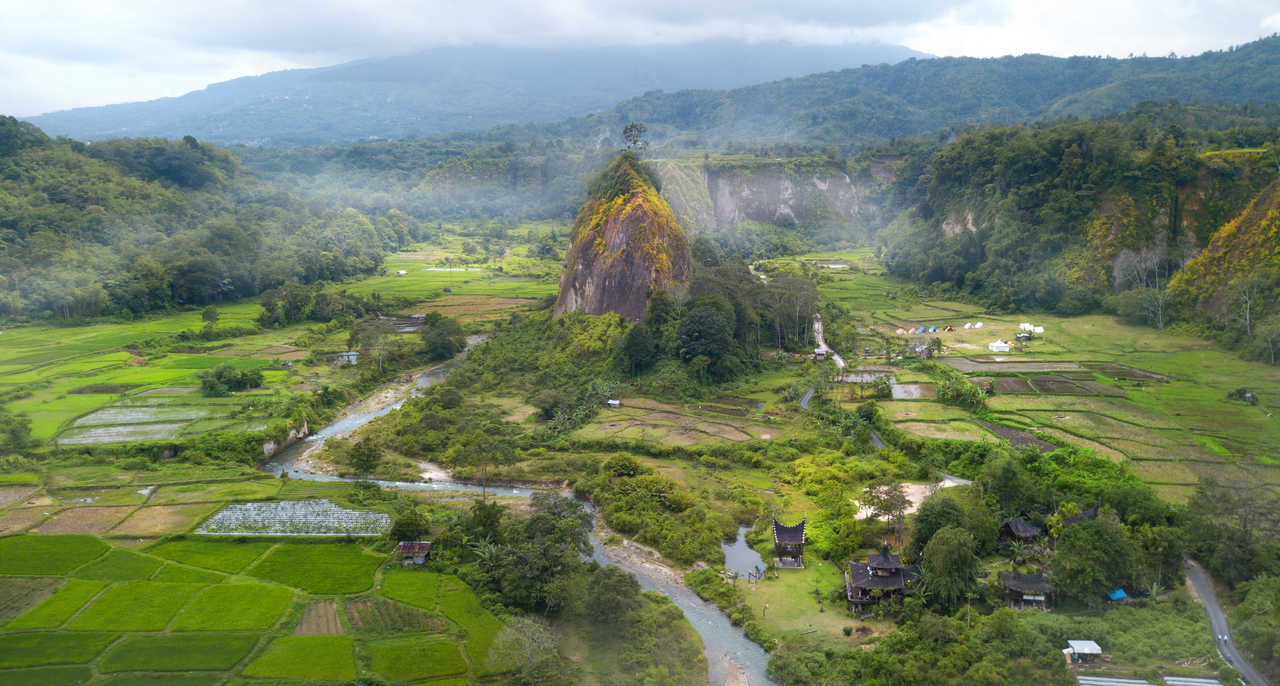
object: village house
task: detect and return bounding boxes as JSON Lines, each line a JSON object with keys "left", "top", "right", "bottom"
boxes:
{"left": 846, "top": 543, "right": 918, "bottom": 608}
{"left": 772, "top": 517, "right": 806, "bottom": 569}
{"left": 1000, "top": 571, "right": 1055, "bottom": 609}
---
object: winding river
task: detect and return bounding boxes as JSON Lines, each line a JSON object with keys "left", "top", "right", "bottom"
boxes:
{"left": 262, "top": 347, "right": 776, "bottom": 686}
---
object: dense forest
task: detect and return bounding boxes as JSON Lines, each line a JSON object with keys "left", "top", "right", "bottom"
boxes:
{"left": 0, "top": 116, "right": 417, "bottom": 319}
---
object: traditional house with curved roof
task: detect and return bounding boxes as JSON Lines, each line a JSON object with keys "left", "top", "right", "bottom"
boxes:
{"left": 772, "top": 517, "right": 806, "bottom": 569}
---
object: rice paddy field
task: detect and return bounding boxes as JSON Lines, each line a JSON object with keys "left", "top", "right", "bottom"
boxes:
{"left": 792, "top": 248, "right": 1280, "bottom": 500}
{"left": 0, "top": 241, "right": 559, "bottom": 448}
{"left": 0, "top": 513, "right": 509, "bottom": 685}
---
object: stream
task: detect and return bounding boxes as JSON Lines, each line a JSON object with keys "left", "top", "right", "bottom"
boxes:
{"left": 261, "top": 344, "right": 776, "bottom": 686}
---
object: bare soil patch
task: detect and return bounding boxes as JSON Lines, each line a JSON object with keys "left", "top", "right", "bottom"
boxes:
{"left": 36, "top": 506, "right": 134, "bottom": 534}
{"left": 109, "top": 503, "right": 219, "bottom": 537}
{"left": 0, "top": 507, "right": 49, "bottom": 535}
{"left": 0, "top": 577, "right": 61, "bottom": 624}
{"left": 0, "top": 486, "right": 38, "bottom": 509}
{"left": 992, "top": 377, "right": 1035, "bottom": 393}
{"left": 891, "top": 383, "right": 937, "bottom": 399}
{"left": 296, "top": 600, "right": 344, "bottom": 635}
{"left": 975, "top": 420, "right": 1059, "bottom": 453}
{"left": 942, "top": 358, "right": 1083, "bottom": 373}
{"left": 1084, "top": 362, "right": 1171, "bottom": 382}
{"left": 1029, "top": 376, "right": 1085, "bottom": 394}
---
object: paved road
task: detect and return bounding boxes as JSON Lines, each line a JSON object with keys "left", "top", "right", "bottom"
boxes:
{"left": 1185, "top": 559, "right": 1272, "bottom": 686}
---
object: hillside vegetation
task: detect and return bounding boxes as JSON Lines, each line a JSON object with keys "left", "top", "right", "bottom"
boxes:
{"left": 0, "top": 117, "right": 416, "bottom": 320}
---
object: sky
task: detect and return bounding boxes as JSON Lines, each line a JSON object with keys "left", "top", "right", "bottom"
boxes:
{"left": 3, "top": 0, "right": 1280, "bottom": 117}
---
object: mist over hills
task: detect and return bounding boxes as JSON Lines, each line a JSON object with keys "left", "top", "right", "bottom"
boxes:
{"left": 23, "top": 40, "right": 927, "bottom": 145}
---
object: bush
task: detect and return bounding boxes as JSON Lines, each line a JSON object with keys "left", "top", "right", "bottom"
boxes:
{"left": 198, "top": 364, "right": 264, "bottom": 396}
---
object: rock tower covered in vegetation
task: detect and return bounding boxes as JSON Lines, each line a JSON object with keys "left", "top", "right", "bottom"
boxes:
{"left": 555, "top": 152, "right": 692, "bottom": 321}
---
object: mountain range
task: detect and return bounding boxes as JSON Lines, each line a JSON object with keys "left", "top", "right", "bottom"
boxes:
{"left": 23, "top": 41, "right": 927, "bottom": 145}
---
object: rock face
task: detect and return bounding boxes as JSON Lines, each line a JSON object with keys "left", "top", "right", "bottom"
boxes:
{"left": 656, "top": 159, "right": 891, "bottom": 246}
{"left": 555, "top": 154, "right": 692, "bottom": 321}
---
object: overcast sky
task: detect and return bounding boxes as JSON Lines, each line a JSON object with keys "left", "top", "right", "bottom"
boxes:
{"left": 4, "top": 0, "right": 1280, "bottom": 117}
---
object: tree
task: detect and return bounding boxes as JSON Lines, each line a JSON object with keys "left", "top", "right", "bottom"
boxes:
{"left": 677, "top": 306, "right": 733, "bottom": 364}
{"left": 355, "top": 318, "right": 397, "bottom": 375}
{"left": 389, "top": 507, "right": 429, "bottom": 541}
{"left": 419, "top": 311, "right": 465, "bottom": 361}
{"left": 586, "top": 566, "right": 642, "bottom": 626}
{"left": 349, "top": 439, "right": 382, "bottom": 480}
{"left": 489, "top": 616, "right": 578, "bottom": 686}
{"left": 0, "top": 408, "right": 34, "bottom": 453}
{"left": 622, "top": 122, "right": 647, "bottom": 153}
{"left": 908, "top": 495, "right": 965, "bottom": 560}
{"left": 1051, "top": 517, "right": 1132, "bottom": 606}
{"left": 621, "top": 322, "right": 658, "bottom": 375}
{"left": 919, "top": 526, "right": 979, "bottom": 613}
{"left": 860, "top": 479, "right": 909, "bottom": 546}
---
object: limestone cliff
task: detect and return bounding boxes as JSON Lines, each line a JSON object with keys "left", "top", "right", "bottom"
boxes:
{"left": 554, "top": 153, "right": 692, "bottom": 321}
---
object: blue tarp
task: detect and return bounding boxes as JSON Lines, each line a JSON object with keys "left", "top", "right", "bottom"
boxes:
{"left": 928, "top": 326, "right": 937, "bottom": 333}
{"left": 1107, "top": 588, "right": 1127, "bottom": 601}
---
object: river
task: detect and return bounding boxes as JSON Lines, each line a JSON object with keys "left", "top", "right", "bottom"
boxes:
{"left": 261, "top": 345, "right": 776, "bottom": 686}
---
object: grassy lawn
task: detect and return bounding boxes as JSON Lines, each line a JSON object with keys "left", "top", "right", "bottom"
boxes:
{"left": 5, "top": 579, "right": 107, "bottom": 629}
{"left": 247, "top": 543, "right": 383, "bottom": 594}
{"left": 68, "top": 581, "right": 204, "bottom": 631}
{"left": 381, "top": 568, "right": 447, "bottom": 610}
{"left": 151, "top": 564, "right": 226, "bottom": 584}
{"left": 367, "top": 637, "right": 467, "bottom": 681}
{"left": 147, "top": 539, "right": 273, "bottom": 573}
{"left": 0, "top": 535, "right": 109, "bottom": 574}
{"left": 171, "top": 583, "right": 294, "bottom": 631}
{"left": 742, "top": 561, "right": 893, "bottom": 645}
{"left": 242, "top": 635, "right": 356, "bottom": 681}
{"left": 99, "top": 634, "right": 259, "bottom": 672}
{"left": 3, "top": 666, "right": 93, "bottom": 686}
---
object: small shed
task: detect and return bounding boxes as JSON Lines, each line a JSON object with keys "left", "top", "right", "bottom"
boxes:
{"left": 395, "top": 541, "right": 432, "bottom": 566}
{"left": 606, "top": 399, "right": 621, "bottom": 408}
{"left": 988, "top": 340, "right": 1011, "bottom": 353}
{"left": 814, "top": 349, "right": 827, "bottom": 360}
{"left": 1066, "top": 640, "right": 1102, "bottom": 663}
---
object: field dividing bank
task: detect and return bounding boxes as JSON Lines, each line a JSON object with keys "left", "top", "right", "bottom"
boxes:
{"left": 0, "top": 529, "right": 508, "bottom": 684}
{"left": 804, "top": 250, "right": 1280, "bottom": 493}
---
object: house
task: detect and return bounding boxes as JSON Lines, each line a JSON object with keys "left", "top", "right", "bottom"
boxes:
{"left": 1002, "top": 516, "right": 1041, "bottom": 541}
{"left": 846, "top": 543, "right": 918, "bottom": 607}
{"left": 813, "top": 349, "right": 827, "bottom": 360}
{"left": 395, "top": 541, "right": 432, "bottom": 566}
{"left": 988, "top": 340, "right": 1012, "bottom": 353}
{"left": 1000, "top": 571, "right": 1054, "bottom": 609}
{"left": 606, "top": 399, "right": 621, "bottom": 408}
{"left": 772, "top": 517, "right": 806, "bottom": 569}
{"left": 1064, "top": 640, "right": 1102, "bottom": 664}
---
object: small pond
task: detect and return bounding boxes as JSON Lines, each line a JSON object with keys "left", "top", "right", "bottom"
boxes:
{"left": 721, "top": 526, "right": 768, "bottom": 578}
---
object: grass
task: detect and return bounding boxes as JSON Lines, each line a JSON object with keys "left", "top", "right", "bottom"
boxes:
{"left": 0, "top": 632, "right": 117, "bottom": 667}
{"left": 381, "top": 568, "right": 447, "bottom": 609}
{"left": 2, "top": 666, "right": 93, "bottom": 686}
{"left": 68, "top": 581, "right": 204, "bottom": 631}
{"left": 99, "top": 634, "right": 258, "bottom": 672}
{"left": 0, "top": 577, "right": 60, "bottom": 624}
{"left": 171, "top": 583, "right": 293, "bottom": 631}
{"left": 97, "top": 676, "right": 221, "bottom": 686}
{"left": 108, "top": 503, "right": 220, "bottom": 536}
{"left": 241, "top": 635, "right": 356, "bottom": 681}
{"left": 368, "top": 637, "right": 467, "bottom": 681}
{"left": 149, "top": 479, "right": 282, "bottom": 505}
{"left": 437, "top": 582, "right": 510, "bottom": 675}
{"left": 71, "top": 549, "right": 163, "bottom": 581}
{"left": 0, "top": 535, "right": 108, "bottom": 574}
{"left": 5, "top": 579, "right": 108, "bottom": 629}
{"left": 147, "top": 539, "right": 273, "bottom": 573}
{"left": 247, "top": 543, "right": 382, "bottom": 594}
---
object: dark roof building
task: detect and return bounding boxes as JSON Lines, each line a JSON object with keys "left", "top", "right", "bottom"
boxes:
{"left": 395, "top": 541, "right": 432, "bottom": 565}
{"left": 1000, "top": 571, "right": 1054, "bottom": 609}
{"left": 1002, "top": 516, "right": 1041, "bottom": 540}
{"left": 772, "top": 517, "right": 806, "bottom": 569}
{"left": 846, "top": 543, "right": 918, "bottom": 607}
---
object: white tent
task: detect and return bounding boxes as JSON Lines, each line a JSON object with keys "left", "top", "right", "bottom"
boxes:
{"left": 1034, "top": 326, "right": 1045, "bottom": 334}
{"left": 1020, "top": 323, "right": 1034, "bottom": 331}
{"left": 974, "top": 322, "right": 984, "bottom": 329}
{"left": 963, "top": 323, "right": 973, "bottom": 329}
{"left": 988, "top": 340, "right": 1011, "bottom": 353}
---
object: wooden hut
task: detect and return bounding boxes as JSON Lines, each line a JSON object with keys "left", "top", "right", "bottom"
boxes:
{"left": 1001, "top": 516, "right": 1041, "bottom": 541}
{"left": 999, "top": 571, "right": 1054, "bottom": 609}
{"left": 772, "top": 517, "right": 806, "bottom": 569}
{"left": 846, "top": 542, "right": 918, "bottom": 608}
{"left": 395, "top": 541, "right": 432, "bottom": 566}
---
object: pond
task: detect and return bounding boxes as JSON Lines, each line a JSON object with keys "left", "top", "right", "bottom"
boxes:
{"left": 721, "top": 526, "right": 768, "bottom": 579}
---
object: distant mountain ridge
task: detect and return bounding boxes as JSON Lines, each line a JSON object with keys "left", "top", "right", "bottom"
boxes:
{"left": 23, "top": 40, "right": 928, "bottom": 145}
{"left": 518, "top": 35, "right": 1280, "bottom": 146}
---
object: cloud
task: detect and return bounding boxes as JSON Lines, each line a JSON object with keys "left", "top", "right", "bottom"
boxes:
{"left": 1, "top": 0, "right": 1277, "bottom": 116}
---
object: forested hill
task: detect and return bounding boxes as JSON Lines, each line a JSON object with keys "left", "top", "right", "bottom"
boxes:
{"left": 23, "top": 40, "right": 926, "bottom": 145}
{"left": 519, "top": 35, "right": 1280, "bottom": 146}
{"left": 0, "top": 117, "right": 414, "bottom": 320}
